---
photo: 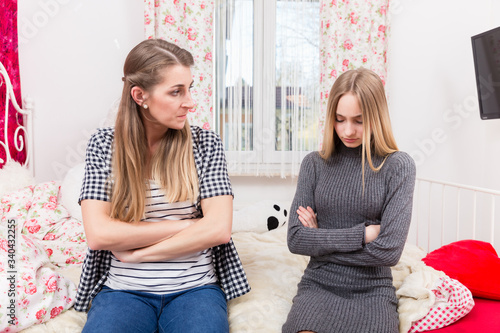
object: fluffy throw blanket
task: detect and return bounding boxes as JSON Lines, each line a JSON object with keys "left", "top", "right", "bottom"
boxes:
{"left": 229, "top": 227, "right": 308, "bottom": 332}
{"left": 391, "top": 243, "right": 447, "bottom": 333}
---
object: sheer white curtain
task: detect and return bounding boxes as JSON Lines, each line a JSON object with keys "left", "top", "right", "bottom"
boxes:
{"left": 215, "top": 0, "right": 321, "bottom": 177}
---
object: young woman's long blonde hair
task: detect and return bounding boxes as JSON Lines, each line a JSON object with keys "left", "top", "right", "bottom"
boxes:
{"left": 320, "top": 68, "right": 398, "bottom": 184}
{"left": 110, "top": 39, "right": 199, "bottom": 222}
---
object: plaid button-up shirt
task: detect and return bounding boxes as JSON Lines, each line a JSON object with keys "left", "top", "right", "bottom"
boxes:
{"left": 74, "top": 126, "right": 250, "bottom": 312}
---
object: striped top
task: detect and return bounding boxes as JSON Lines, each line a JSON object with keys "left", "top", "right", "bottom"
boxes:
{"left": 104, "top": 181, "right": 217, "bottom": 294}
{"left": 75, "top": 126, "right": 250, "bottom": 312}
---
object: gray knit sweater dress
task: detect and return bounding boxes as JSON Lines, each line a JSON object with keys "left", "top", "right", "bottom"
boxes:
{"left": 282, "top": 143, "right": 416, "bottom": 333}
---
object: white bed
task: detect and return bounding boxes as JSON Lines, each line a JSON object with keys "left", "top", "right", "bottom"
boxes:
{"left": 1, "top": 61, "right": 499, "bottom": 333}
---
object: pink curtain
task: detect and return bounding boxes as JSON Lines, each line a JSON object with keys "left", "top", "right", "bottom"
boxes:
{"left": 0, "top": 0, "right": 26, "bottom": 168}
{"left": 319, "top": 0, "right": 391, "bottom": 144}
{"left": 144, "top": 0, "right": 215, "bottom": 130}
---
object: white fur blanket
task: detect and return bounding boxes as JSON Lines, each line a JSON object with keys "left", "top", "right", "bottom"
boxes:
{"left": 21, "top": 229, "right": 444, "bottom": 333}
{"left": 391, "top": 243, "right": 446, "bottom": 333}
{"left": 228, "top": 227, "right": 309, "bottom": 332}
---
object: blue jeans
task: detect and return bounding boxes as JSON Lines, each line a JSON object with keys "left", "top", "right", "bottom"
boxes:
{"left": 82, "top": 284, "right": 228, "bottom": 333}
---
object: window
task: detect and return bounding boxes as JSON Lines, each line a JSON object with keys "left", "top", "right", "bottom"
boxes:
{"left": 214, "top": 0, "right": 320, "bottom": 176}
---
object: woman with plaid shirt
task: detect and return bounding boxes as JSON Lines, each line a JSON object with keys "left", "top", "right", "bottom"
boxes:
{"left": 75, "top": 39, "right": 249, "bottom": 333}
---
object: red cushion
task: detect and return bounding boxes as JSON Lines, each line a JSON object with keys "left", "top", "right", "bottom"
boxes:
{"left": 422, "top": 240, "right": 500, "bottom": 300}
{"left": 434, "top": 297, "right": 500, "bottom": 332}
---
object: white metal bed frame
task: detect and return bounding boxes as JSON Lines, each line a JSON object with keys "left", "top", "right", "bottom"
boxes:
{"left": 1, "top": 59, "right": 499, "bottom": 255}
{"left": 410, "top": 177, "right": 500, "bottom": 253}
{"left": 0, "top": 60, "right": 33, "bottom": 175}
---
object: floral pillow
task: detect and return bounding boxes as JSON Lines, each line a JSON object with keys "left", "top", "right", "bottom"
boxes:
{"left": 18, "top": 182, "right": 87, "bottom": 267}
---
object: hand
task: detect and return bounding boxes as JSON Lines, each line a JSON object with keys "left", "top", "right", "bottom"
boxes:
{"left": 365, "top": 224, "right": 381, "bottom": 244}
{"left": 297, "top": 206, "right": 318, "bottom": 228}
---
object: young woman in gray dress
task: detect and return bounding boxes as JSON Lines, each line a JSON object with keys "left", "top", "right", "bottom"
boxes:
{"left": 283, "top": 68, "right": 416, "bottom": 333}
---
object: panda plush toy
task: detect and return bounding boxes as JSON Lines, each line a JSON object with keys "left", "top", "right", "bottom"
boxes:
{"left": 232, "top": 200, "right": 290, "bottom": 233}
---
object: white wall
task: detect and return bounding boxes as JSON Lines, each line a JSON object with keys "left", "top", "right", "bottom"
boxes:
{"left": 387, "top": 0, "right": 500, "bottom": 190}
{"left": 17, "top": 0, "right": 500, "bottom": 210}
{"left": 18, "top": 0, "right": 143, "bottom": 182}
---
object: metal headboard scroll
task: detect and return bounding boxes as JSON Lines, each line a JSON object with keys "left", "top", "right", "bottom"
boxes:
{"left": 0, "top": 60, "right": 34, "bottom": 175}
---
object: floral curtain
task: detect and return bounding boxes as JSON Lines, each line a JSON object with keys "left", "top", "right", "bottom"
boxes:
{"left": 318, "top": 0, "right": 390, "bottom": 143}
{"left": 144, "top": 0, "right": 215, "bottom": 130}
{"left": 0, "top": 0, "right": 26, "bottom": 168}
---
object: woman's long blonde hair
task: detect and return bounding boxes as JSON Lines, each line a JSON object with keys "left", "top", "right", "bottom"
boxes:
{"left": 320, "top": 68, "right": 398, "bottom": 183}
{"left": 110, "top": 39, "right": 199, "bottom": 222}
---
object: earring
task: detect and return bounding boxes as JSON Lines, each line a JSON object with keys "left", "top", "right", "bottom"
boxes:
{"left": 143, "top": 103, "right": 148, "bottom": 109}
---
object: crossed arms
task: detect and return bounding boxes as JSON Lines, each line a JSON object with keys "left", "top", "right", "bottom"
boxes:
{"left": 81, "top": 194, "right": 233, "bottom": 263}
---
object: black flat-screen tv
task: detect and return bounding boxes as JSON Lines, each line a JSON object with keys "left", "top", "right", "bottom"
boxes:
{"left": 471, "top": 26, "right": 500, "bottom": 120}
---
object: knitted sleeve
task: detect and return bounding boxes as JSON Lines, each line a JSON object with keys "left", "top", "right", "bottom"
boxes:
{"left": 313, "top": 152, "right": 416, "bottom": 267}
{"left": 287, "top": 153, "right": 368, "bottom": 256}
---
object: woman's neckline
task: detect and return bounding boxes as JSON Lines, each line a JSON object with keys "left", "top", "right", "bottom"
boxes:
{"left": 336, "top": 141, "right": 363, "bottom": 158}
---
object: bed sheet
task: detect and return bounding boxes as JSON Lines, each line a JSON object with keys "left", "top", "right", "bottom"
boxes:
{"left": 435, "top": 297, "right": 500, "bottom": 332}
{"left": 1, "top": 181, "right": 87, "bottom": 332}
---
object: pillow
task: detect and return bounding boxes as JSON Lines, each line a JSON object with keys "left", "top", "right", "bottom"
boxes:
{"left": 59, "top": 163, "right": 85, "bottom": 221}
{"left": 232, "top": 200, "right": 290, "bottom": 233}
{"left": 422, "top": 240, "right": 500, "bottom": 300}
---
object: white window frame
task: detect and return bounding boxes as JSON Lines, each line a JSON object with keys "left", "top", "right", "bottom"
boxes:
{"left": 214, "top": 0, "right": 317, "bottom": 176}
